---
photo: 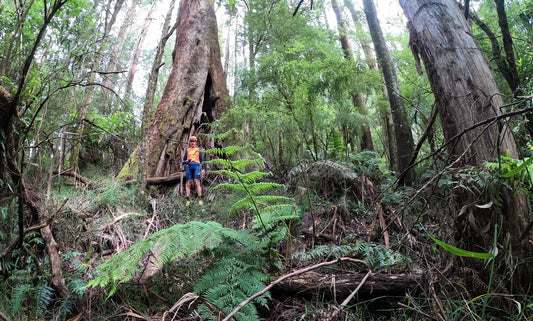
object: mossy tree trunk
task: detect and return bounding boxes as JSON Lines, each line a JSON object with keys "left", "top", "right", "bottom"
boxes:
{"left": 139, "top": 0, "right": 230, "bottom": 179}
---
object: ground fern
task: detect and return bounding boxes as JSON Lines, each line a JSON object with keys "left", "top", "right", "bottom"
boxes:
{"left": 87, "top": 221, "right": 255, "bottom": 295}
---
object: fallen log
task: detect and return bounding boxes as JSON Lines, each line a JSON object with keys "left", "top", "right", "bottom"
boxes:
{"left": 145, "top": 172, "right": 184, "bottom": 186}
{"left": 272, "top": 269, "right": 423, "bottom": 297}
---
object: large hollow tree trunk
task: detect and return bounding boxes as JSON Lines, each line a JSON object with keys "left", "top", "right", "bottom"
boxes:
{"left": 400, "top": 0, "right": 532, "bottom": 288}
{"left": 144, "top": 0, "right": 230, "bottom": 178}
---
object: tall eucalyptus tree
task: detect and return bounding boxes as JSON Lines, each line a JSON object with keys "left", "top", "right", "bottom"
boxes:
{"left": 363, "top": 0, "right": 415, "bottom": 185}
{"left": 131, "top": 0, "right": 230, "bottom": 179}
{"left": 400, "top": 0, "right": 531, "bottom": 286}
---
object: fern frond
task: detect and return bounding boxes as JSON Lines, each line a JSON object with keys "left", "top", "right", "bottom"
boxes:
{"left": 200, "top": 128, "right": 238, "bottom": 141}
{"left": 231, "top": 195, "right": 295, "bottom": 213}
{"left": 35, "top": 284, "right": 54, "bottom": 316}
{"left": 12, "top": 283, "right": 31, "bottom": 314}
{"left": 238, "top": 171, "right": 272, "bottom": 183}
{"left": 292, "top": 242, "right": 411, "bottom": 270}
{"left": 203, "top": 145, "right": 247, "bottom": 157}
{"left": 87, "top": 221, "right": 254, "bottom": 294}
{"left": 328, "top": 130, "right": 345, "bottom": 160}
{"left": 253, "top": 206, "right": 299, "bottom": 230}
{"left": 195, "top": 256, "right": 270, "bottom": 321}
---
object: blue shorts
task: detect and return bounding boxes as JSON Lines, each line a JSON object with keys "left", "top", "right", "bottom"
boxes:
{"left": 186, "top": 162, "right": 201, "bottom": 180}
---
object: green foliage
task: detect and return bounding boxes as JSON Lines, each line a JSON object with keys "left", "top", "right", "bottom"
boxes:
{"left": 349, "top": 150, "right": 391, "bottom": 182}
{"left": 194, "top": 256, "right": 270, "bottom": 321}
{"left": 327, "top": 130, "right": 345, "bottom": 161}
{"left": 428, "top": 234, "right": 494, "bottom": 259}
{"left": 87, "top": 221, "right": 250, "bottom": 295}
{"left": 486, "top": 145, "right": 533, "bottom": 187}
{"left": 292, "top": 240, "right": 412, "bottom": 271}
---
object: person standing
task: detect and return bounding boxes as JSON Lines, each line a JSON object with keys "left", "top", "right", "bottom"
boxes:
{"left": 183, "top": 136, "right": 205, "bottom": 205}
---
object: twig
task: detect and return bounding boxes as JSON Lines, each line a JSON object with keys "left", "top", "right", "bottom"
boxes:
{"left": 222, "top": 257, "right": 370, "bottom": 321}
{"left": 0, "top": 310, "right": 10, "bottom": 321}
{"left": 339, "top": 270, "right": 372, "bottom": 306}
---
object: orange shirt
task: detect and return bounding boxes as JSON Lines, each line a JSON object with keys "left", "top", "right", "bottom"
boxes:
{"left": 184, "top": 147, "right": 201, "bottom": 164}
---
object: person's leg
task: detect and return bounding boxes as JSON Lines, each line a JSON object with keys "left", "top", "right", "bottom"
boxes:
{"left": 185, "top": 165, "right": 193, "bottom": 204}
{"left": 194, "top": 179, "right": 202, "bottom": 197}
{"left": 185, "top": 180, "right": 192, "bottom": 197}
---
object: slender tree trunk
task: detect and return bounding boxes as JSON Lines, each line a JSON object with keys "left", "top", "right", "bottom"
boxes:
{"left": 363, "top": 0, "right": 415, "bottom": 185}
{"left": 102, "top": 0, "right": 136, "bottom": 101}
{"left": 143, "top": 0, "right": 230, "bottom": 178}
{"left": 0, "top": 0, "right": 35, "bottom": 78}
{"left": 331, "top": 0, "right": 374, "bottom": 152}
{"left": 69, "top": 1, "right": 123, "bottom": 174}
{"left": 123, "top": 1, "right": 157, "bottom": 102}
{"left": 494, "top": 0, "right": 520, "bottom": 94}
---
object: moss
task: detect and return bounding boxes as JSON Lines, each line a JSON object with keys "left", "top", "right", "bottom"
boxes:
{"left": 116, "top": 146, "right": 139, "bottom": 181}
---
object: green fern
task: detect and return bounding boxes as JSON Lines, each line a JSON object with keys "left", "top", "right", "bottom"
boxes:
{"left": 194, "top": 256, "right": 270, "bottom": 321}
{"left": 293, "top": 241, "right": 412, "bottom": 271}
{"left": 34, "top": 283, "right": 54, "bottom": 316}
{"left": 87, "top": 221, "right": 255, "bottom": 295}
{"left": 11, "top": 283, "right": 31, "bottom": 314}
{"left": 328, "top": 130, "right": 345, "bottom": 160}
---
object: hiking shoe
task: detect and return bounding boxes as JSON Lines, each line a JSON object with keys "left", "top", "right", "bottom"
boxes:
{"left": 198, "top": 200, "right": 204, "bottom": 205}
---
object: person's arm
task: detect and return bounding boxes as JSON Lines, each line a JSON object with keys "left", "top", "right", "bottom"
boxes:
{"left": 183, "top": 149, "right": 189, "bottom": 164}
{"left": 199, "top": 151, "right": 205, "bottom": 170}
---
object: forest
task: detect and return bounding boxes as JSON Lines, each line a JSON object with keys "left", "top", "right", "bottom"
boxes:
{"left": 1, "top": 0, "right": 533, "bottom": 320}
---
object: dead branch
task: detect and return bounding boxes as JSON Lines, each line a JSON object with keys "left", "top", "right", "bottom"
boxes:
{"left": 273, "top": 270, "right": 423, "bottom": 298}
{"left": 145, "top": 172, "right": 184, "bottom": 185}
{"left": 52, "top": 169, "right": 91, "bottom": 185}
{"left": 0, "top": 311, "right": 10, "bottom": 321}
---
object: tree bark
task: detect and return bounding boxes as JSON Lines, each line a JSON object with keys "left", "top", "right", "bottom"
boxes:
{"left": 400, "top": 0, "right": 531, "bottom": 286}
{"left": 363, "top": 0, "right": 414, "bottom": 184}
{"left": 400, "top": 0, "right": 518, "bottom": 166}
{"left": 273, "top": 270, "right": 423, "bottom": 297}
{"left": 123, "top": 1, "right": 157, "bottom": 102}
{"left": 143, "top": 0, "right": 230, "bottom": 178}
{"left": 138, "top": 0, "right": 178, "bottom": 186}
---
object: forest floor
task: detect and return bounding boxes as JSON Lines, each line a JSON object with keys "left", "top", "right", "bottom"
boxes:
{"left": 31, "top": 159, "right": 533, "bottom": 321}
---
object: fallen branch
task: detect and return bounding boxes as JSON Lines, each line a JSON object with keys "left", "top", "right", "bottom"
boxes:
{"left": 222, "top": 257, "right": 370, "bottom": 321}
{"left": 145, "top": 172, "right": 184, "bottom": 185}
{"left": 52, "top": 169, "right": 91, "bottom": 185}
